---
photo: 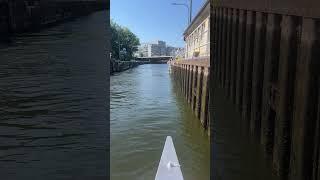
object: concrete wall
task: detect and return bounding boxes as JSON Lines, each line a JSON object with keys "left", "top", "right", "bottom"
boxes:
{"left": 211, "top": 1, "right": 320, "bottom": 179}
{"left": 169, "top": 58, "right": 210, "bottom": 135}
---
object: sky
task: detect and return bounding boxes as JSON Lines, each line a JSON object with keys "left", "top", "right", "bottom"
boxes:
{"left": 111, "top": 0, "right": 206, "bottom": 47}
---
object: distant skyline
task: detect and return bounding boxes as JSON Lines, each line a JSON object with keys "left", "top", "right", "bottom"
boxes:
{"left": 111, "top": 0, "right": 206, "bottom": 47}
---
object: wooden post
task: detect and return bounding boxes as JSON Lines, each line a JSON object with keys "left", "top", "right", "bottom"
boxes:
{"left": 235, "top": 10, "right": 246, "bottom": 109}
{"left": 290, "top": 18, "right": 318, "bottom": 180}
{"left": 212, "top": 8, "right": 218, "bottom": 79}
{"left": 217, "top": 8, "right": 223, "bottom": 85}
{"left": 250, "top": 12, "right": 267, "bottom": 136}
{"left": 221, "top": 8, "right": 228, "bottom": 87}
{"left": 242, "top": 11, "right": 255, "bottom": 122}
{"left": 313, "top": 82, "right": 320, "bottom": 180}
{"left": 230, "top": 9, "right": 239, "bottom": 103}
{"left": 225, "top": 8, "right": 233, "bottom": 95}
{"left": 195, "top": 66, "right": 203, "bottom": 119}
{"left": 183, "top": 64, "right": 186, "bottom": 95}
{"left": 273, "top": 15, "right": 300, "bottom": 177}
{"left": 191, "top": 65, "right": 198, "bottom": 112}
{"left": 187, "top": 65, "right": 193, "bottom": 104}
{"left": 260, "top": 13, "right": 281, "bottom": 155}
{"left": 200, "top": 67, "right": 209, "bottom": 128}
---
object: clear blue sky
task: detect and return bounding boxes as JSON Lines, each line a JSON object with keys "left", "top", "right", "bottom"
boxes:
{"left": 111, "top": 0, "right": 206, "bottom": 47}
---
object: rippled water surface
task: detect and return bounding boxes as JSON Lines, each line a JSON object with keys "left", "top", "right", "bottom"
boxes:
{"left": 0, "top": 11, "right": 108, "bottom": 179}
{"left": 111, "top": 64, "right": 210, "bottom": 180}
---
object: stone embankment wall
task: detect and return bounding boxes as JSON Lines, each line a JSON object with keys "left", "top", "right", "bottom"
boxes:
{"left": 169, "top": 57, "right": 210, "bottom": 135}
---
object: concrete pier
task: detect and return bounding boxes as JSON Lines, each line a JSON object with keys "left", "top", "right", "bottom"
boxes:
{"left": 169, "top": 58, "right": 210, "bottom": 134}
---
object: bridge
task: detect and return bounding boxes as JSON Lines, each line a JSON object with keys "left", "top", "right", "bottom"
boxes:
{"left": 135, "top": 56, "right": 173, "bottom": 64}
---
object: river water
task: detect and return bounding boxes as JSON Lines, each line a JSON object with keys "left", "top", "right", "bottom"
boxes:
{"left": 110, "top": 64, "right": 210, "bottom": 180}
{"left": 0, "top": 11, "right": 108, "bottom": 179}
{"left": 0, "top": 8, "right": 279, "bottom": 180}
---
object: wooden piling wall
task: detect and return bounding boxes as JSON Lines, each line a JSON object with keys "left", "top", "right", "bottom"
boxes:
{"left": 169, "top": 58, "right": 210, "bottom": 134}
{"left": 211, "top": 0, "right": 320, "bottom": 179}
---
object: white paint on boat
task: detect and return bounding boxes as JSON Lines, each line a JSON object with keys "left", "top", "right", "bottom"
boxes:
{"left": 155, "top": 136, "right": 184, "bottom": 180}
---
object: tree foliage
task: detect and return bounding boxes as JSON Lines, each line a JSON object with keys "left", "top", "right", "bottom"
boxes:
{"left": 111, "top": 20, "right": 140, "bottom": 61}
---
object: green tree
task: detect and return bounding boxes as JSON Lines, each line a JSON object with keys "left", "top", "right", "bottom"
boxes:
{"left": 111, "top": 20, "right": 140, "bottom": 61}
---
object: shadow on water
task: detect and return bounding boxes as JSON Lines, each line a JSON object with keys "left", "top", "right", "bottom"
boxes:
{"left": 171, "top": 77, "right": 211, "bottom": 180}
{"left": 211, "top": 80, "right": 280, "bottom": 180}
{"left": 0, "top": 11, "right": 108, "bottom": 179}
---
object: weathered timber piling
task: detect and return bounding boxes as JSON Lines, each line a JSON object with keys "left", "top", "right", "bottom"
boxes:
{"left": 169, "top": 58, "right": 210, "bottom": 133}
{"left": 211, "top": 0, "right": 320, "bottom": 179}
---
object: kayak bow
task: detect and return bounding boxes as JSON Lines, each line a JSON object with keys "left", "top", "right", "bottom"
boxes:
{"left": 155, "top": 136, "right": 184, "bottom": 180}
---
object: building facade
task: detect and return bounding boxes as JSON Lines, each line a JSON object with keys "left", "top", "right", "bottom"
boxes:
{"left": 136, "top": 40, "right": 184, "bottom": 58}
{"left": 184, "top": 0, "right": 210, "bottom": 59}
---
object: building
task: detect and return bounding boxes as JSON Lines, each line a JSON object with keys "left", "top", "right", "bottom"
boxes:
{"left": 147, "top": 40, "right": 167, "bottom": 57}
{"left": 167, "top": 46, "right": 185, "bottom": 58}
{"left": 135, "top": 43, "right": 149, "bottom": 57}
{"left": 183, "top": 0, "right": 210, "bottom": 59}
{"left": 135, "top": 40, "right": 184, "bottom": 57}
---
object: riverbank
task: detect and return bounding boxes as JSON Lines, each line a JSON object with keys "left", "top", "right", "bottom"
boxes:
{"left": 0, "top": 0, "right": 108, "bottom": 41}
{"left": 110, "top": 59, "right": 145, "bottom": 75}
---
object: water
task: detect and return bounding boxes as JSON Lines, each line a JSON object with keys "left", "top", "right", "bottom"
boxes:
{"left": 211, "top": 81, "right": 281, "bottom": 180}
{"left": 110, "top": 64, "right": 210, "bottom": 180}
{"left": 0, "top": 11, "right": 108, "bottom": 179}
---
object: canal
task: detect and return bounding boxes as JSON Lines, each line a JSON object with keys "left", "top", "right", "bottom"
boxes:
{"left": 0, "top": 11, "right": 108, "bottom": 179}
{"left": 111, "top": 64, "right": 210, "bottom": 180}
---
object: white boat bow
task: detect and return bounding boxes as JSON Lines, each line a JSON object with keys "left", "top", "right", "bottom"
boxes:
{"left": 155, "top": 136, "right": 184, "bottom": 180}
